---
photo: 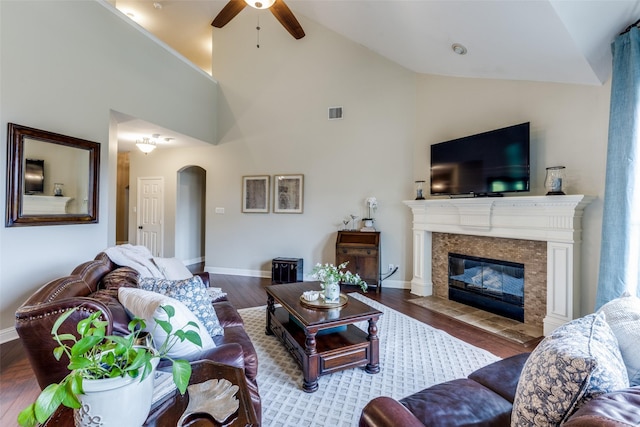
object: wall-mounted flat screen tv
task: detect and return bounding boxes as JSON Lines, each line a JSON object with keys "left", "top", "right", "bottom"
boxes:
{"left": 24, "top": 159, "right": 45, "bottom": 194}
{"left": 430, "top": 122, "right": 530, "bottom": 197}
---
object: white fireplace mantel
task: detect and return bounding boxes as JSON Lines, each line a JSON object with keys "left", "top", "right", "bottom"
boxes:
{"left": 22, "top": 195, "right": 73, "bottom": 215}
{"left": 404, "top": 195, "right": 594, "bottom": 335}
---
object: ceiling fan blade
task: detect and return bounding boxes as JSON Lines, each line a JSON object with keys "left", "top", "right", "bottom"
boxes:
{"left": 211, "top": 0, "right": 247, "bottom": 28}
{"left": 270, "top": 0, "right": 305, "bottom": 39}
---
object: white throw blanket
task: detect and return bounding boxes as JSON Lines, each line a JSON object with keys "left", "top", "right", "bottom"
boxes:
{"left": 104, "top": 244, "right": 163, "bottom": 278}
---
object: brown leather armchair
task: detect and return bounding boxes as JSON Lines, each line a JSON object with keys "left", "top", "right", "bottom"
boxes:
{"left": 359, "top": 353, "right": 640, "bottom": 427}
{"left": 14, "top": 252, "right": 261, "bottom": 423}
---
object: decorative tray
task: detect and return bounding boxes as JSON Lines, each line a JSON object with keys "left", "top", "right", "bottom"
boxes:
{"left": 299, "top": 293, "right": 348, "bottom": 309}
{"left": 177, "top": 378, "right": 239, "bottom": 426}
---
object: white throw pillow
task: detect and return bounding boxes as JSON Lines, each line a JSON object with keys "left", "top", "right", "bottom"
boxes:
{"left": 118, "top": 287, "right": 215, "bottom": 359}
{"left": 598, "top": 292, "right": 640, "bottom": 386}
{"left": 139, "top": 276, "right": 224, "bottom": 337}
{"left": 153, "top": 257, "right": 193, "bottom": 280}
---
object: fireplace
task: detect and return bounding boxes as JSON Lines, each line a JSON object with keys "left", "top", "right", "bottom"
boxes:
{"left": 404, "top": 195, "right": 594, "bottom": 335}
{"left": 448, "top": 253, "right": 524, "bottom": 322}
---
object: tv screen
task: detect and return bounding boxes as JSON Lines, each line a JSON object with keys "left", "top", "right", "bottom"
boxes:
{"left": 430, "top": 122, "right": 530, "bottom": 196}
{"left": 24, "top": 159, "right": 44, "bottom": 194}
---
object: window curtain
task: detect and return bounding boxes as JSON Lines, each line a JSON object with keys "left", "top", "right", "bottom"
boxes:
{"left": 595, "top": 26, "right": 640, "bottom": 309}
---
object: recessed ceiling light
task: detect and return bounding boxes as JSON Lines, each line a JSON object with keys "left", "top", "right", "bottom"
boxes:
{"left": 451, "top": 43, "right": 468, "bottom": 55}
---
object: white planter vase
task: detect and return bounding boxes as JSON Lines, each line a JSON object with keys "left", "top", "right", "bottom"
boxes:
{"left": 323, "top": 280, "right": 341, "bottom": 303}
{"left": 74, "top": 354, "right": 159, "bottom": 427}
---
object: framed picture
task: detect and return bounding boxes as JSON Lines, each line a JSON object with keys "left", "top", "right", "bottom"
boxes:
{"left": 273, "top": 174, "right": 304, "bottom": 214}
{"left": 242, "top": 175, "right": 269, "bottom": 213}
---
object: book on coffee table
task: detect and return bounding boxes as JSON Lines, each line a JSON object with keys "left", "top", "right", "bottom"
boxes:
{"left": 151, "top": 370, "right": 177, "bottom": 408}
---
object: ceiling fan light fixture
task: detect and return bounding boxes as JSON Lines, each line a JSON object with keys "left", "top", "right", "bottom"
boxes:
{"left": 136, "top": 137, "right": 157, "bottom": 154}
{"left": 213, "top": 0, "right": 304, "bottom": 39}
{"left": 244, "top": 0, "right": 276, "bottom": 10}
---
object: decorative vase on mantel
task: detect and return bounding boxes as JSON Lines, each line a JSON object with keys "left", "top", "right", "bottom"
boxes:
{"left": 322, "top": 279, "right": 341, "bottom": 304}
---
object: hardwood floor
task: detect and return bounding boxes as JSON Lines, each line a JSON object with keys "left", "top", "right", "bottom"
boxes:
{"left": 0, "top": 273, "right": 535, "bottom": 426}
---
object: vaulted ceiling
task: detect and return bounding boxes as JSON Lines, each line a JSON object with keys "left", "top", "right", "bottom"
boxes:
{"left": 112, "top": 0, "right": 640, "bottom": 150}
{"left": 116, "top": 0, "right": 639, "bottom": 85}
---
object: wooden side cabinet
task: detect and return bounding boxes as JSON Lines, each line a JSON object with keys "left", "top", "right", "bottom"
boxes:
{"left": 335, "top": 231, "right": 380, "bottom": 292}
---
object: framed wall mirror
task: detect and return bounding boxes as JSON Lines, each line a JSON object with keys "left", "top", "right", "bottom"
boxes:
{"left": 6, "top": 123, "right": 100, "bottom": 226}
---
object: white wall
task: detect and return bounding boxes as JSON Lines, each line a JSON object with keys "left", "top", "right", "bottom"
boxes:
{"left": 415, "top": 75, "right": 611, "bottom": 315}
{"left": 205, "top": 10, "right": 612, "bottom": 314}
{"left": 129, "top": 149, "right": 212, "bottom": 260}
{"left": 205, "top": 10, "right": 611, "bottom": 315}
{"left": 176, "top": 166, "right": 206, "bottom": 263}
{"left": 0, "top": 0, "right": 218, "bottom": 334}
{"left": 207, "top": 9, "right": 417, "bottom": 279}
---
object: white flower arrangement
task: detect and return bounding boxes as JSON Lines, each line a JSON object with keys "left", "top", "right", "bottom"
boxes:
{"left": 310, "top": 262, "right": 368, "bottom": 292}
{"left": 364, "top": 197, "right": 378, "bottom": 220}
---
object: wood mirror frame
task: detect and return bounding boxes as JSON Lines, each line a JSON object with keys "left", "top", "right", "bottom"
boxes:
{"left": 6, "top": 123, "right": 100, "bottom": 227}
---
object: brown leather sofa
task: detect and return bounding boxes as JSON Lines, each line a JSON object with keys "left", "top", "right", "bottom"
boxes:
{"left": 359, "top": 353, "right": 640, "bottom": 427}
{"left": 14, "top": 252, "right": 261, "bottom": 423}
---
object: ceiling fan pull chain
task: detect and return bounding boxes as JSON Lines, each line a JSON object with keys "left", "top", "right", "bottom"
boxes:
{"left": 256, "top": 15, "right": 260, "bottom": 48}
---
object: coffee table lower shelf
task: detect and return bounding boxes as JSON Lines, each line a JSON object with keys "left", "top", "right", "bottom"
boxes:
{"left": 267, "top": 307, "right": 377, "bottom": 392}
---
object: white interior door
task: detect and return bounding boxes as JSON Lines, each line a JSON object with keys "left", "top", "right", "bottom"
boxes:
{"left": 137, "top": 177, "right": 164, "bottom": 257}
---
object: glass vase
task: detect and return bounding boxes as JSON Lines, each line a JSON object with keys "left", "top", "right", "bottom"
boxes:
{"left": 323, "top": 280, "right": 340, "bottom": 303}
{"left": 415, "top": 180, "right": 425, "bottom": 200}
{"left": 544, "top": 166, "right": 566, "bottom": 195}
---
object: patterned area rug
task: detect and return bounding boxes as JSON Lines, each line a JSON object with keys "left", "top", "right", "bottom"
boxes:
{"left": 238, "top": 293, "right": 499, "bottom": 427}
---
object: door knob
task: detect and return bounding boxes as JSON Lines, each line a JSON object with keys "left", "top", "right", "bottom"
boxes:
{"left": 138, "top": 226, "right": 143, "bottom": 229}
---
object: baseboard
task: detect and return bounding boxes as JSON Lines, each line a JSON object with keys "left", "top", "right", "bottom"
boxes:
{"left": 380, "top": 279, "right": 411, "bottom": 289}
{"left": 204, "top": 267, "right": 411, "bottom": 290}
{"left": 0, "top": 326, "right": 18, "bottom": 344}
{"left": 205, "top": 266, "right": 271, "bottom": 278}
{"left": 183, "top": 256, "right": 204, "bottom": 266}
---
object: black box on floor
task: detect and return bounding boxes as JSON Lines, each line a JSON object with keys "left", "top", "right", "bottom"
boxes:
{"left": 272, "top": 258, "right": 303, "bottom": 283}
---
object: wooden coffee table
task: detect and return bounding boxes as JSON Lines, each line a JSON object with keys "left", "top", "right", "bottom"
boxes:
{"left": 265, "top": 282, "right": 382, "bottom": 393}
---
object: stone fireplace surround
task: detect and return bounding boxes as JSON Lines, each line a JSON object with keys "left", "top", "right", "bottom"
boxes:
{"left": 433, "top": 234, "right": 546, "bottom": 328}
{"left": 404, "top": 195, "right": 594, "bottom": 336}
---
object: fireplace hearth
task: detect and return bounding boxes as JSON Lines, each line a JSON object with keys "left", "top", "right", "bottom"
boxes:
{"left": 448, "top": 253, "right": 524, "bottom": 322}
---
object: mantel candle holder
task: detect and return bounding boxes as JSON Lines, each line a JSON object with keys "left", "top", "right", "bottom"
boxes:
{"left": 545, "top": 166, "right": 566, "bottom": 195}
{"left": 415, "top": 180, "right": 425, "bottom": 200}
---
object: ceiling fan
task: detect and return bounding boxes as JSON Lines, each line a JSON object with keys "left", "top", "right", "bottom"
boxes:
{"left": 211, "top": 0, "right": 305, "bottom": 40}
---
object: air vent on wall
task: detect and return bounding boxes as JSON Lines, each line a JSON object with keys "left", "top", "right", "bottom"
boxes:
{"left": 328, "top": 106, "right": 343, "bottom": 120}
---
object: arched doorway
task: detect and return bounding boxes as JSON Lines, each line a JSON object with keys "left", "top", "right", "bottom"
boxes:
{"left": 176, "top": 166, "right": 206, "bottom": 265}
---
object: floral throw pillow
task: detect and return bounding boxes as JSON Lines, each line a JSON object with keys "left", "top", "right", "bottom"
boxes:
{"left": 139, "top": 276, "right": 224, "bottom": 337}
{"left": 510, "top": 312, "right": 628, "bottom": 426}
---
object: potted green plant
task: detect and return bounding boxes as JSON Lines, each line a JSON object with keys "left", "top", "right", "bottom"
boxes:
{"left": 18, "top": 305, "right": 202, "bottom": 427}
{"left": 311, "top": 261, "right": 368, "bottom": 303}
